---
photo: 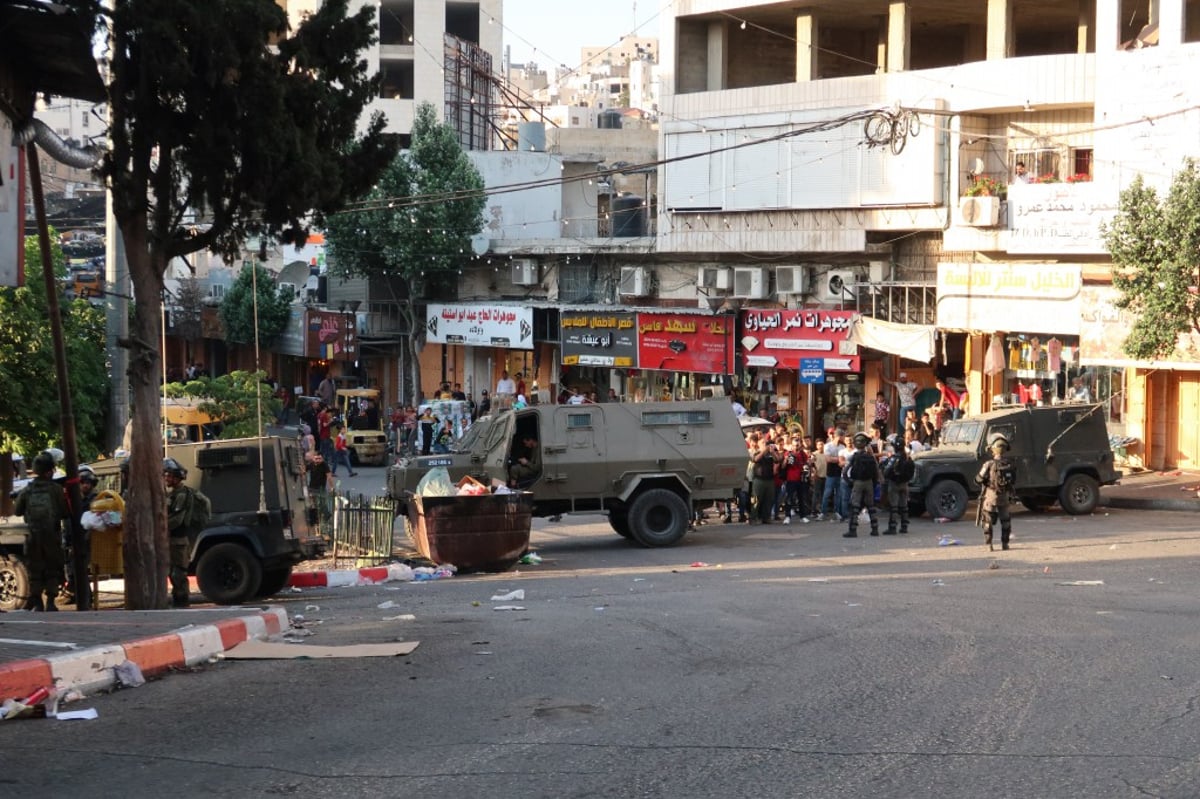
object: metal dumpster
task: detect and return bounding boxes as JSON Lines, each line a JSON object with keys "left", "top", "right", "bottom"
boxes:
{"left": 406, "top": 491, "right": 533, "bottom": 572}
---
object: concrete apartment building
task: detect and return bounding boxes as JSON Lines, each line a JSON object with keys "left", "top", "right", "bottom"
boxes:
{"left": 647, "top": 0, "right": 1200, "bottom": 470}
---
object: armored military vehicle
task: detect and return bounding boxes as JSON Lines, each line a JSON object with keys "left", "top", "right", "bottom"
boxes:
{"left": 910, "top": 403, "right": 1121, "bottom": 521}
{"left": 0, "top": 435, "right": 324, "bottom": 609}
{"left": 388, "top": 399, "right": 746, "bottom": 547}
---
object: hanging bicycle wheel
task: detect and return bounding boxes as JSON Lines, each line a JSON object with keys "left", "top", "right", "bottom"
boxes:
{"left": 864, "top": 113, "right": 893, "bottom": 147}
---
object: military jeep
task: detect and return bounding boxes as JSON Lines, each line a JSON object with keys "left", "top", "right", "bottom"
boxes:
{"left": 388, "top": 399, "right": 746, "bottom": 547}
{"left": 909, "top": 403, "right": 1121, "bottom": 521}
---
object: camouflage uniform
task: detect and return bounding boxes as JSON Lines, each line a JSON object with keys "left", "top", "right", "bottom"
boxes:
{"left": 15, "top": 473, "right": 69, "bottom": 611}
{"left": 844, "top": 435, "right": 881, "bottom": 537}
{"left": 976, "top": 442, "right": 1016, "bottom": 551}
{"left": 882, "top": 448, "right": 914, "bottom": 535}
{"left": 166, "top": 478, "right": 196, "bottom": 607}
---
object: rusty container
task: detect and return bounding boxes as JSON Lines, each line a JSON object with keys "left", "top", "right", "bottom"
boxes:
{"left": 406, "top": 492, "right": 533, "bottom": 572}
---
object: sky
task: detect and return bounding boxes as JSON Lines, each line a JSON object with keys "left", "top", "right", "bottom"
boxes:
{"left": 500, "top": 0, "right": 664, "bottom": 69}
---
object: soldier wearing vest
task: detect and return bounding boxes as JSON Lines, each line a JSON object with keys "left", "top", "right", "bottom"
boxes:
{"left": 14, "top": 452, "right": 68, "bottom": 611}
{"left": 976, "top": 432, "right": 1016, "bottom": 551}
{"left": 843, "top": 433, "right": 882, "bottom": 538}
{"left": 164, "top": 458, "right": 196, "bottom": 607}
{"left": 881, "top": 434, "right": 916, "bottom": 535}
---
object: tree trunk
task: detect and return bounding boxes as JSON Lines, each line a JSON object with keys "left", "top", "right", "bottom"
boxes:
{"left": 121, "top": 224, "right": 170, "bottom": 609}
{"left": 401, "top": 303, "right": 424, "bottom": 402}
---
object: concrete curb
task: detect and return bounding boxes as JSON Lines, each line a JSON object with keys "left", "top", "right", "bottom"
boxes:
{"left": 288, "top": 563, "right": 414, "bottom": 589}
{"left": 0, "top": 607, "right": 288, "bottom": 702}
{"left": 1103, "top": 497, "right": 1200, "bottom": 512}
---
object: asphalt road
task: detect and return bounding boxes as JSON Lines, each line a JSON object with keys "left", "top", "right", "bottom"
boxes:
{"left": 7, "top": 492, "right": 1200, "bottom": 798}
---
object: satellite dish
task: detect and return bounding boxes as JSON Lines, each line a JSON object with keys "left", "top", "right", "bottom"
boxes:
{"left": 470, "top": 233, "right": 490, "bottom": 256}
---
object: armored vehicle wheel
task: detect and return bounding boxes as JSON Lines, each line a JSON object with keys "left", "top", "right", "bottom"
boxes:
{"left": 627, "top": 489, "right": 690, "bottom": 547}
{"left": 196, "top": 543, "right": 263, "bottom": 605}
{"left": 924, "top": 480, "right": 968, "bottom": 521}
{"left": 0, "top": 555, "right": 30, "bottom": 612}
{"left": 608, "top": 509, "right": 633, "bottom": 539}
{"left": 255, "top": 566, "right": 294, "bottom": 598}
{"left": 1020, "top": 496, "right": 1052, "bottom": 513}
{"left": 1059, "top": 473, "right": 1100, "bottom": 515}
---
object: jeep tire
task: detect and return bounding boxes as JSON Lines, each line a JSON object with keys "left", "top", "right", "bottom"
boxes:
{"left": 924, "top": 480, "right": 969, "bottom": 521}
{"left": 627, "top": 489, "right": 690, "bottom": 547}
{"left": 196, "top": 542, "right": 263, "bottom": 605}
{"left": 0, "top": 555, "right": 30, "bottom": 612}
{"left": 1059, "top": 473, "right": 1100, "bottom": 515}
{"left": 255, "top": 566, "right": 294, "bottom": 598}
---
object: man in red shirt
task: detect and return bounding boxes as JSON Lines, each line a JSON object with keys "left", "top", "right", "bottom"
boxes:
{"left": 782, "top": 436, "right": 810, "bottom": 524}
{"left": 317, "top": 404, "right": 334, "bottom": 461}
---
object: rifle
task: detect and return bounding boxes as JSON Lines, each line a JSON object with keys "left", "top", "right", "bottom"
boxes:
{"left": 975, "top": 462, "right": 987, "bottom": 528}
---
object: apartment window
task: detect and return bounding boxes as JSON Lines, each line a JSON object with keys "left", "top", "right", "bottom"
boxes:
{"left": 1012, "top": 150, "right": 1061, "bottom": 182}
{"left": 1071, "top": 148, "right": 1093, "bottom": 181}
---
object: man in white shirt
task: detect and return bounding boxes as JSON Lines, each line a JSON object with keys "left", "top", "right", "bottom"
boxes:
{"left": 885, "top": 372, "right": 920, "bottom": 429}
{"left": 495, "top": 370, "right": 516, "bottom": 396}
{"left": 730, "top": 396, "right": 747, "bottom": 416}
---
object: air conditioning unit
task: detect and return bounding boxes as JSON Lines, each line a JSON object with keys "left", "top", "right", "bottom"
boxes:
{"left": 278, "top": 282, "right": 296, "bottom": 300}
{"left": 619, "top": 266, "right": 651, "bottom": 297}
{"left": 511, "top": 258, "right": 539, "bottom": 286}
{"left": 775, "top": 266, "right": 808, "bottom": 295}
{"left": 815, "top": 269, "right": 859, "bottom": 303}
{"left": 699, "top": 267, "right": 732, "bottom": 291}
{"left": 732, "top": 267, "right": 769, "bottom": 299}
{"left": 956, "top": 196, "right": 1001, "bottom": 227}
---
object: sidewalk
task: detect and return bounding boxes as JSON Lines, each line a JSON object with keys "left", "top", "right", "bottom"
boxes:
{"left": 1100, "top": 468, "right": 1200, "bottom": 511}
{"left": 0, "top": 607, "right": 287, "bottom": 702}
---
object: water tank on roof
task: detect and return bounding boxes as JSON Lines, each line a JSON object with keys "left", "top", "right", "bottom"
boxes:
{"left": 517, "top": 121, "right": 546, "bottom": 152}
{"left": 598, "top": 110, "right": 622, "bottom": 129}
{"left": 611, "top": 194, "right": 646, "bottom": 237}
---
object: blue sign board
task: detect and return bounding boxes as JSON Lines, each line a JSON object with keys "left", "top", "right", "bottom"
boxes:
{"left": 799, "top": 358, "right": 825, "bottom": 384}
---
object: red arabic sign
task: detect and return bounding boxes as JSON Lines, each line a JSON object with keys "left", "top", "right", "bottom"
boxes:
{"left": 740, "top": 309, "right": 859, "bottom": 372}
{"left": 636, "top": 312, "right": 734, "bottom": 373}
{"left": 306, "top": 310, "right": 358, "bottom": 360}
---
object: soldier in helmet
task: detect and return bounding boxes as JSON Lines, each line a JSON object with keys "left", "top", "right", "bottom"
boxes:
{"left": 843, "top": 432, "right": 882, "bottom": 538}
{"left": 881, "top": 434, "right": 916, "bottom": 535}
{"left": 163, "top": 457, "right": 196, "bottom": 607}
{"left": 976, "top": 432, "right": 1016, "bottom": 551}
{"left": 14, "top": 452, "right": 69, "bottom": 610}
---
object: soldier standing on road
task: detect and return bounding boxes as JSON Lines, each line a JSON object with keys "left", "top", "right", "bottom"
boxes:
{"left": 881, "top": 435, "right": 915, "bottom": 535}
{"left": 749, "top": 437, "right": 777, "bottom": 524}
{"left": 14, "top": 452, "right": 68, "bottom": 611}
{"left": 976, "top": 432, "right": 1016, "bottom": 551}
{"left": 164, "top": 458, "right": 196, "bottom": 608}
{"left": 843, "top": 433, "right": 882, "bottom": 538}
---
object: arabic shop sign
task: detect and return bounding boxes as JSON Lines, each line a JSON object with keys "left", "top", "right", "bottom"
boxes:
{"left": 636, "top": 312, "right": 734, "bottom": 373}
{"left": 936, "top": 262, "right": 1081, "bottom": 335}
{"left": 425, "top": 303, "right": 533, "bottom": 350}
{"left": 740, "top": 309, "right": 859, "bottom": 372}
{"left": 1007, "top": 183, "right": 1118, "bottom": 255}
{"left": 561, "top": 311, "right": 637, "bottom": 367}
{"left": 306, "top": 309, "right": 357, "bottom": 360}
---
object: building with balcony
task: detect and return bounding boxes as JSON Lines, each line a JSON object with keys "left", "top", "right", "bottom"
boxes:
{"left": 646, "top": 0, "right": 1200, "bottom": 469}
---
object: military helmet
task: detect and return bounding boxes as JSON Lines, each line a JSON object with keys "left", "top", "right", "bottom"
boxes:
{"left": 163, "top": 457, "right": 187, "bottom": 479}
{"left": 853, "top": 432, "right": 870, "bottom": 448}
{"left": 988, "top": 432, "right": 1011, "bottom": 451}
{"left": 885, "top": 433, "right": 902, "bottom": 449}
{"left": 77, "top": 465, "right": 97, "bottom": 485}
{"left": 32, "top": 452, "right": 56, "bottom": 475}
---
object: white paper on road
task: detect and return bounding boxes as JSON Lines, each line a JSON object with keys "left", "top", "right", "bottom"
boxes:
{"left": 492, "top": 605, "right": 526, "bottom": 611}
{"left": 490, "top": 590, "right": 525, "bottom": 601}
{"left": 56, "top": 708, "right": 99, "bottom": 720}
{"left": 224, "top": 640, "right": 419, "bottom": 659}
{"left": 1058, "top": 580, "right": 1105, "bottom": 586}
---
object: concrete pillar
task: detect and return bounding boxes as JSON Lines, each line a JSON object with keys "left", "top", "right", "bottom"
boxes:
{"left": 1094, "top": 0, "right": 1121, "bottom": 51}
{"left": 875, "top": 16, "right": 888, "bottom": 73}
{"left": 986, "top": 0, "right": 1014, "bottom": 60}
{"left": 706, "top": 20, "right": 727, "bottom": 91}
{"left": 795, "top": 12, "right": 818, "bottom": 81}
{"left": 1156, "top": 0, "right": 1185, "bottom": 45}
{"left": 1076, "top": 0, "right": 1094, "bottom": 53}
{"left": 887, "top": 2, "right": 911, "bottom": 72}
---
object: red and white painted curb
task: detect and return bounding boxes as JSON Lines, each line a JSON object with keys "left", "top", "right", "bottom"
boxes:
{"left": 0, "top": 607, "right": 287, "bottom": 702}
{"left": 288, "top": 563, "right": 415, "bottom": 589}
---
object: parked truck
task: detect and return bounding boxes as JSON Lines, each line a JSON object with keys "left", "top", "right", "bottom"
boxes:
{"left": 909, "top": 403, "right": 1121, "bottom": 521}
{"left": 388, "top": 399, "right": 746, "bottom": 547}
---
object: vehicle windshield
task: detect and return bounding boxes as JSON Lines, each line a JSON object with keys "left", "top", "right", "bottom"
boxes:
{"left": 938, "top": 419, "right": 983, "bottom": 447}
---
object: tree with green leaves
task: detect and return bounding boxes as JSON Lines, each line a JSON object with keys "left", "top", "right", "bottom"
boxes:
{"left": 68, "top": 0, "right": 398, "bottom": 608}
{"left": 165, "top": 370, "right": 281, "bottom": 439}
{"left": 219, "top": 263, "right": 292, "bottom": 346}
{"left": 0, "top": 232, "right": 109, "bottom": 496}
{"left": 324, "top": 101, "right": 486, "bottom": 400}
{"left": 1105, "top": 158, "right": 1200, "bottom": 360}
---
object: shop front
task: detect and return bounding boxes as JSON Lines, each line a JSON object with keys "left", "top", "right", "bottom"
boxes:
{"left": 937, "top": 262, "right": 1086, "bottom": 417}
{"left": 305, "top": 308, "right": 359, "bottom": 394}
{"left": 560, "top": 310, "right": 636, "bottom": 401}
{"left": 741, "top": 308, "right": 859, "bottom": 432}
{"left": 424, "top": 303, "right": 535, "bottom": 405}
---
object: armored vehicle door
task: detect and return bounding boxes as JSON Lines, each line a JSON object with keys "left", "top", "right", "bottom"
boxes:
{"left": 479, "top": 410, "right": 518, "bottom": 485}
{"left": 983, "top": 419, "right": 1035, "bottom": 487}
{"left": 541, "top": 405, "right": 608, "bottom": 498}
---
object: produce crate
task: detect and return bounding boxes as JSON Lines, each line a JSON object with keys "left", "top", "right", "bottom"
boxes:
{"left": 406, "top": 491, "right": 532, "bottom": 572}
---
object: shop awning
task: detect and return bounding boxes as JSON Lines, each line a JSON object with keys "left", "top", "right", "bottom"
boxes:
{"left": 848, "top": 315, "right": 935, "bottom": 363}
